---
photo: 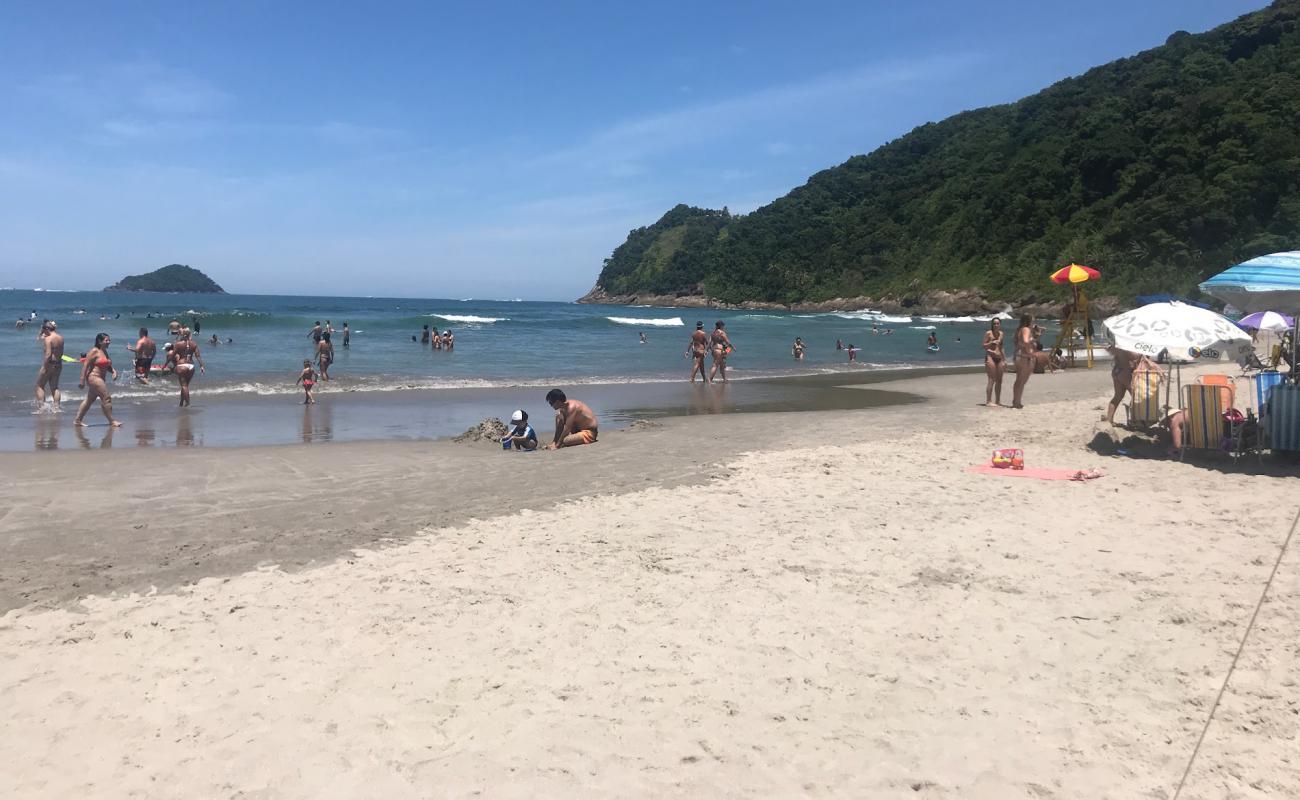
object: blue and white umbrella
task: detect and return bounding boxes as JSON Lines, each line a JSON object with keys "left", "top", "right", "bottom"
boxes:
{"left": 1199, "top": 251, "right": 1300, "bottom": 314}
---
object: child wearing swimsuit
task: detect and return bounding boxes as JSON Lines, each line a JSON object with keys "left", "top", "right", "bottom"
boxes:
{"left": 296, "top": 360, "right": 317, "bottom": 404}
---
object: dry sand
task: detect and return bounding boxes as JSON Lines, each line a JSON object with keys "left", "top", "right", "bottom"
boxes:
{"left": 1, "top": 366, "right": 1297, "bottom": 798}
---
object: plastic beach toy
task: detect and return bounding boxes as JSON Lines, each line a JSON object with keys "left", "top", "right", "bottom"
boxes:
{"left": 991, "top": 448, "right": 1025, "bottom": 470}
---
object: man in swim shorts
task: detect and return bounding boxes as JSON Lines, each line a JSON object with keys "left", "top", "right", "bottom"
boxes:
{"left": 35, "top": 320, "right": 64, "bottom": 411}
{"left": 128, "top": 327, "right": 157, "bottom": 384}
{"left": 545, "top": 388, "right": 598, "bottom": 449}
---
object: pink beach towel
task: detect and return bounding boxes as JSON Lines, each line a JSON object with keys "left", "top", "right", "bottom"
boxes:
{"left": 964, "top": 464, "right": 1105, "bottom": 481}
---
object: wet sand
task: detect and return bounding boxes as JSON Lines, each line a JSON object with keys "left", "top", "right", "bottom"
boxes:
{"left": 1, "top": 366, "right": 946, "bottom": 451}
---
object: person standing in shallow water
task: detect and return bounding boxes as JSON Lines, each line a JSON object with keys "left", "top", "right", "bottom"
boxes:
{"left": 169, "top": 327, "right": 204, "bottom": 407}
{"left": 341, "top": 322, "right": 350, "bottom": 348}
{"left": 1011, "top": 314, "right": 1035, "bottom": 409}
{"left": 709, "top": 320, "right": 733, "bottom": 383}
{"left": 686, "top": 321, "right": 710, "bottom": 383}
{"left": 35, "top": 320, "right": 64, "bottom": 411}
{"left": 316, "top": 331, "right": 334, "bottom": 381}
{"left": 75, "top": 332, "right": 122, "bottom": 428}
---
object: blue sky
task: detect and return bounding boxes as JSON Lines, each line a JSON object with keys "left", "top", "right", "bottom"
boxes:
{"left": 0, "top": 1, "right": 1264, "bottom": 299}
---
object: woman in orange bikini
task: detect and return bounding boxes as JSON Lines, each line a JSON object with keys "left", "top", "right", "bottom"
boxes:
{"left": 982, "top": 318, "right": 1005, "bottom": 406}
{"left": 1010, "top": 314, "right": 1035, "bottom": 409}
{"left": 74, "top": 332, "right": 122, "bottom": 427}
{"left": 169, "top": 327, "right": 204, "bottom": 407}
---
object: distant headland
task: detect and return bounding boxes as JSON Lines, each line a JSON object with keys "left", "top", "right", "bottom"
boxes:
{"left": 103, "top": 264, "right": 226, "bottom": 294}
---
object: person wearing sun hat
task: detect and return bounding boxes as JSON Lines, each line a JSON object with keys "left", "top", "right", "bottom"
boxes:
{"left": 502, "top": 409, "right": 538, "bottom": 451}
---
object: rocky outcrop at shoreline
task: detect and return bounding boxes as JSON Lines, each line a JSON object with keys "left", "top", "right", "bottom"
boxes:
{"left": 576, "top": 285, "right": 1122, "bottom": 319}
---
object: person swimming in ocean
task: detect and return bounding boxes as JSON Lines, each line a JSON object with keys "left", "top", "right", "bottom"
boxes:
{"left": 341, "top": 322, "right": 350, "bottom": 348}
{"left": 792, "top": 337, "right": 806, "bottom": 359}
{"left": 927, "top": 331, "right": 938, "bottom": 349}
{"left": 421, "top": 324, "right": 431, "bottom": 344}
{"left": 639, "top": 331, "right": 647, "bottom": 344}
{"left": 443, "top": 330, "right": 454, "bottom": 351}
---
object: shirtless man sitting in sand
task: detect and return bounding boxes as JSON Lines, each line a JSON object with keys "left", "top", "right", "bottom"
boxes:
{"left": 545, "top": 388, "right": 598, "bottom": 449}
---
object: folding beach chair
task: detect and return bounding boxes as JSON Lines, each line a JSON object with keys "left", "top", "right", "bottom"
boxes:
{"left": 1253, "top": 371, "right": 1284, "bottom": 413}
{"left": 1181, "top": 384, "right": 1239, "bottom": 461}
{"left": 1124, "top": 367, "right": 1166, "bottom": 428}
{"left": 1266, "top": 383, "right": 1300, "bottom": 454}
{"left": 1195, "top": 374, "right": 1236, "bottom": 409}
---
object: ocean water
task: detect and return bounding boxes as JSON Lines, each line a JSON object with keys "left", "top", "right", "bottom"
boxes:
{"left": 0, "top": 290, "right": 1025, "bottom": 397}
{"left": 0, "top": 289, "right": 1050, "bottom": 448}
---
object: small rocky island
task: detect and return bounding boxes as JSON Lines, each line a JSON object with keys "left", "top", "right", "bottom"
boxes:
{"left": 103, "top": 264, "right": 226, "bottom": 294}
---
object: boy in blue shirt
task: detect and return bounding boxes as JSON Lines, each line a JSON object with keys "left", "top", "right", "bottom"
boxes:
{"left": 502, "top": 409, "right": 538, "bottom": 451}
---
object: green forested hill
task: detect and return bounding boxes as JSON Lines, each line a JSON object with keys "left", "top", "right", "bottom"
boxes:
{"left": 590, "top": 1, "right": 1300, "bottom": 307}
{"left": 104, "top": 264, "right": 226, "bottom": 293}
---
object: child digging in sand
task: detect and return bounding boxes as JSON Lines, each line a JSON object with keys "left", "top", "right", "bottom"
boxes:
{"left": 296, "top": 360, "right": 317, "bottom": 404}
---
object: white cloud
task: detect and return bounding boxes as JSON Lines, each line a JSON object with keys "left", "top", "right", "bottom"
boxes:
{"left": 535, "top": 52, "right": 983, "bottom": 171}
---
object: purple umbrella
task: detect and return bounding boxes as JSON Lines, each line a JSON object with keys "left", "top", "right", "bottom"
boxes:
{"left": 1237, "top": 310, "right": 1295, "bottom": 332}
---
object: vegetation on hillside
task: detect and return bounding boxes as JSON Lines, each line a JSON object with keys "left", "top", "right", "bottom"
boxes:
{"left": 104, "top": 264, "right": 226, "bottom": 293}
{"left": 593, "top": 1, "right": 1300, "bottom": 305}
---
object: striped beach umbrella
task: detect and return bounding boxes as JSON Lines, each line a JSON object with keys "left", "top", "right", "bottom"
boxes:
{"left": 1050, "top": 263, "right": 1100, "bottom": 284}
{"left": 1199, "top": 251, "right": 1300, "bottom": 314}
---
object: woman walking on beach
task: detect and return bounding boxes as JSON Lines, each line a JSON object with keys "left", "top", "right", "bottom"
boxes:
{"left": 982, "top": 318, "right": 1005, "bottom": 406}
{"left": 74, "top": 332, "right": 122, "bottom": 428}
{"left": 170, "top": 327, "right": 204, "bottom": 407}
{"left": 1011, "top": 314, "right": 1035, "bottom": 409}
{"left": 709, "top": 321, "right": 734, "bottom": 383}
{"left": 316, "top": 332, "right": 334, "bottom": 381}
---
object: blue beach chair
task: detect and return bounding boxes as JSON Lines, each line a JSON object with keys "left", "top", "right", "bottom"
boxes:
{"left": 1253, "top": 371, "right": 1284, "bottom": 413}
{"left": 1266, "top": 383, "right": 1300, "bottom": 454}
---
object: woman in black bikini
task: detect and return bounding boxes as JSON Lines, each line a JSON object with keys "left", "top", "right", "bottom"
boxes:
{"left": 982, "top": 318, "right": 1005, "bottom": 407}
{"left": 75, "top": 332, "right": 122, "bottom": 427}
{"left": 1011, "top": 313, "right": 1035, "bottom": 409}
{"left": 316, "top": 331, "right": 334, "bottom": 381}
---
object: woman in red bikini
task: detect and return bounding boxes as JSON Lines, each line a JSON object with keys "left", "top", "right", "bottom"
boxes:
{"left": 296, "top": 359, "right": 317, "bottom": 404}
{"left": 75, "top": 332, "right": 122, "bottom": 427}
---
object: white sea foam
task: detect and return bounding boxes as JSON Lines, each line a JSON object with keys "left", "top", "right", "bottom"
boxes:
{"left": 910, "top": 325, "right": 937, "bottom": 330}
{"left": 430, "top": 314, "right": 507, "bottom": 323}
{"left": 606, "top": 316, "right": 684, "bottom": 327}
{"left": 832, "top": 312, "right": 912, "bottom": 323}
{"left": 920, "top": 315, "right": 976, "bottom": 323}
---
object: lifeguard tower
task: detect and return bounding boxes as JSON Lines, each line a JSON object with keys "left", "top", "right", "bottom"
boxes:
{"left": 1049, "top": 263, "right": 1099, "bottom": 368}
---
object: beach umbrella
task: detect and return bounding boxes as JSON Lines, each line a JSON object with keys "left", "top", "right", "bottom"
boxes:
{"left": 1236, "top": 310, "right": 1294, "bottom": 332}
{"left": 1050, "top": 263, "right": 1101, "bottom": 284}
{"left": 1199, "top": 251, "right": 1300, "bottom": 314}
{"left": 1102, "top": 302, "right": 1253, "bottom": 363}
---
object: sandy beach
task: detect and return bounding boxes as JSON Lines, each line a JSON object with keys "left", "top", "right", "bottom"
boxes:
{"left": 2, "top": 365, "right": 1297, "bottom": 798}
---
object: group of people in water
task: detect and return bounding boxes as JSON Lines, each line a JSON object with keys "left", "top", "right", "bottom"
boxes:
{"left": 416, "top": 324, "right": 454, "bottom": 350}
{"left": 32, "top": 319, "right": 207, "bottom": 427}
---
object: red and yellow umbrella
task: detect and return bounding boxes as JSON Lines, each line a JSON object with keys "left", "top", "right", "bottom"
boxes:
{"left": 1050, "top": 263, "right": 1101, "bottom": 284}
